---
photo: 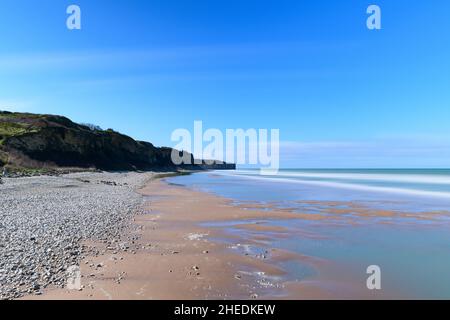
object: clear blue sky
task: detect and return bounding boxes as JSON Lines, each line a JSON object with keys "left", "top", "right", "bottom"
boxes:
{"left": 1, "top": 0, "right": 449, "bottom": 168}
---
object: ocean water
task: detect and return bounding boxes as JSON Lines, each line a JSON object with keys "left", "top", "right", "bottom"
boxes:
{"left": 222, "top": 168, "right": 450, "bottom": 202}
{"left": 166, "top": 169, "right": 450, "bottom": 299}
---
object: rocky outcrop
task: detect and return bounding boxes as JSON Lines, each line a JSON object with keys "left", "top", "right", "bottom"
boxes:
{"left": 0, "top": 111, "right": 235, "bottom": 172}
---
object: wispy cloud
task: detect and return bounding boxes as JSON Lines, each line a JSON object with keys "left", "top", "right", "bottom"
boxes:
{"left": 279, "top": 138, "right": 450, "bottom": 168}
{"left": 71, "top": 69, "right": 335, "bottom": 87}
{"left": 0, "top": 99, "right": 36, "bottom": 112}
{"left": 0, "top": 41, "right": 355, "bottom": 72}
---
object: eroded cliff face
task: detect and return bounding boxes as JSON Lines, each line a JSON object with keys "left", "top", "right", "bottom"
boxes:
{"left": 0, "top": 111, "right": 234, "bottom": 172}
{"left": 4, "top": 126, "right": 163, "bottom": 170}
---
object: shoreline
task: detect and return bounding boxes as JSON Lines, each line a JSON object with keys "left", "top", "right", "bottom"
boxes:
{"left": 22, "top": 175, "right": 381, "bottom": 300}
{"left": 22, "top": 178, "right": 286, "bottom": 299}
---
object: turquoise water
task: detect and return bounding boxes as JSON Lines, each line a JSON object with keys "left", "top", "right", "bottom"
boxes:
{"left": 224, "top": 169, "right": 450, "bottom": 201}
{"left": 167, "top": 169, "right": 450, "bottom": 299}
{"left": 182, "top": 169, "right": 450, "bottom": 212}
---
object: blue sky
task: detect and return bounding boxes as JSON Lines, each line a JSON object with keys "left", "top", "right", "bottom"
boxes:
{"left": 0, "top": 0, "right": 449, "bottom": 168}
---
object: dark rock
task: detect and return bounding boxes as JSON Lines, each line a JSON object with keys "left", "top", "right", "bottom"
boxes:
{"left": 0, "top": 111, "right": 236, "bottom": 172}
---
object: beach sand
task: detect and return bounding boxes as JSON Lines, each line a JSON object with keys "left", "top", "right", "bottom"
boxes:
{"left": 23, "top": 177, "right": 383, "bottom": 300}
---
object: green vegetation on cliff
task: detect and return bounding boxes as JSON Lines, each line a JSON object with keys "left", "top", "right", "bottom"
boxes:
{"left": 0, "top": 110, "right": 235, "bottom": 174}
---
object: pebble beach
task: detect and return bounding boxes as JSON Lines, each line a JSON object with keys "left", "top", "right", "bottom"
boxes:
{"left": 0, "top": 172, "right": 153, "bottom": 299}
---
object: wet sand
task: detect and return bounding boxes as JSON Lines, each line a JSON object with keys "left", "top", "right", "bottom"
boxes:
{"left": 24, "top": 178, "right": 385, "bottom": 300}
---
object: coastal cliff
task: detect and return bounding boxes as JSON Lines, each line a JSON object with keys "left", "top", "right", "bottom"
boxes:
{"left": 0, "top": 111, "right": 235, "bottom": 174}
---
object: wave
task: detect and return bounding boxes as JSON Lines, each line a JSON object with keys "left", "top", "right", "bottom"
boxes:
{"left": 215, "top": 170, "right": 450, "bottom": 199}
{"left": 225, "top": 170, "right": 450, "bottom": 185}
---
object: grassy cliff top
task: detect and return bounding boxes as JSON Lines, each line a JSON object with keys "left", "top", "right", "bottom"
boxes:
{"left": 0, "top": 111, "right": 93, "bottom": 136}
{"left": 0, "top": 110, "right": 123, "bottom": 144}
{"left": 0, "top": 110, "right": 234, "bottom": 175}
{"left": 0, "top": 112, "right": 37, "bottom": 141}
{"left": 0, "top": 111, "right": 126, "bottom": 172}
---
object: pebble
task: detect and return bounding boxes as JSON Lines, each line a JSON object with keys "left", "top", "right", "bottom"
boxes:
{"left": 0, "top": 172, "right": 152, "bottom": 300}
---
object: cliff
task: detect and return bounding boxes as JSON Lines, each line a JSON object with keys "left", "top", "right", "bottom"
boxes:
{"left": 0, "top": 111, "right": 235, "bottom": 173}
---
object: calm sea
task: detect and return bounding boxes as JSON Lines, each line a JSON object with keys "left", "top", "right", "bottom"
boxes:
{"left": 167, "top": 169, "right": 450, "bottom": 299}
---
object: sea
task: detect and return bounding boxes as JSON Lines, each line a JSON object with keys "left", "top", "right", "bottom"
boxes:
{"left": 166, "top": 169, "right": 450, "bottom": 299}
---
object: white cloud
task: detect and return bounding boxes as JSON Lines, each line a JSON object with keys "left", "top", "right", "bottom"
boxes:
{"left": 0, "top": 41, "right": 354, "bottom": 72}
{"left": 0, "top": 99, "right": 36, "bottom": 112}
{"left": 279, "top": 138, "right": 450, "bottom": 168}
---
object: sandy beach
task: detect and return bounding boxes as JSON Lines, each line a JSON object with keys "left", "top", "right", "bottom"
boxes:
{"left": 22, "top": 178, "right": 293, "bottom": 300}
{"left": 20, "top": 175, "right": 388, "bottom": 300}
{"left": 6, "top": 173, "right": 447, "bottom": 300}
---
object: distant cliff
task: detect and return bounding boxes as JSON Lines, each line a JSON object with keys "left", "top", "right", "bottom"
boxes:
{"left": 0, "top": 111, "right": 235, "bottom": 173}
